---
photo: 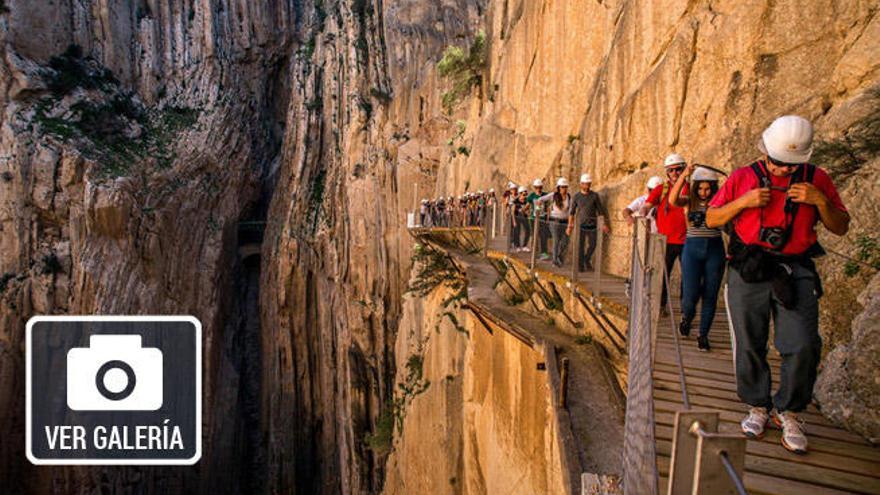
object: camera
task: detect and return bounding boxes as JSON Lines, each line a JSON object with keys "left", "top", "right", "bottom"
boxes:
{"left": 759, "top": 226, "right": 789, "bottom": 251}
{"left": 67, "top": 335, "right": 163, "bottom": 411}
{"left": 687, "top": 210, "right": 706, "bottom": 228}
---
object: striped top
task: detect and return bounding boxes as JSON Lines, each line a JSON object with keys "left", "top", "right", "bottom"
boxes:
{"left": 686, "top": 206, "right": 721, "bottom": 238}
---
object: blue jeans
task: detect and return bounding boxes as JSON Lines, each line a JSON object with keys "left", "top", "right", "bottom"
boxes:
{"left": 681, "top": 236, "right": 726, "bottom": 337}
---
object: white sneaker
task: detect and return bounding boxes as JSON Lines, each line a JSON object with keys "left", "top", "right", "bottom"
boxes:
{"left": 773, "top": 411, "right": 808, "bottom": 455}
{"left": 522, "top": 246, "right": 531, "bottom": 252}
{"left": 741, "top": 407, "right": 769, "bottom": 439}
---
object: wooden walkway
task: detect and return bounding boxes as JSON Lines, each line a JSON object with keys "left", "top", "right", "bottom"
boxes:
{"left": 416, "top": 227, "right": 880, "bottom": 494}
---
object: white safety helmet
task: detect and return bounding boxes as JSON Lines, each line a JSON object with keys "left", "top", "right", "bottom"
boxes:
{"left": 517, "top": 186, "right": 527, "bottom": 193}
{"left": 664, "top": 153, "right": 686, "bottom": 168}
{"left": 507, "top": 181, "right": 517, "bottom": 190}
{"left": 647, "top": 176, "right": 663, "bottom": 190}
{"left": 477, "top": 190, "right": 483, "bottom": 194}
{"left": 489, "top": 188, "right": 494, "bottom": 193}
{"left": 421, "top": 199, "right": 427, "bottom": 203}
{"left": 692, "top": 167, "right": 719, "bottom": 182}
{"left": 759, "top": 115, "right": 813, "bottom": 164}
{"left": 533, "top": 178, "right": 544, "bottom": 187}
{"left": 580, "top": 173, "right": 592, "bottom": 183}
{"left": 556, "top": 177, "right": 569, "bottom": 188}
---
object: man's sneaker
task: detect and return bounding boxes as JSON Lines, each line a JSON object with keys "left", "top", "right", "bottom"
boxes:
{"left": 539, "top": 253, "right": 550, "bottom": 260}
{"left": 741, "top": 407, "right": 769, "bottom": 439}
{"left": 585, "top": 261, "right": 594, "bottom": 271}
{"left": 697, "top": 335, "right": 710, "bottom": 352}
{"left": 678, "top": 318, "right": 692, "bottom": 337}
{"left": 522, "top": 246, "right": 531, "bottom": 252}
{"left": 773, "top": 411, "right": 808, "bottom": 455}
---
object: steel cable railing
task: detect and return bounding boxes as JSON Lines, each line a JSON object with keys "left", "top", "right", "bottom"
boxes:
{"left": 661, "top": 257, "right": 691, "bottom": 410}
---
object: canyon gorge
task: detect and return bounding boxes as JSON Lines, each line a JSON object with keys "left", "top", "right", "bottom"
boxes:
{"left": 0, "top": 0, "right": 878, "bottom": 493}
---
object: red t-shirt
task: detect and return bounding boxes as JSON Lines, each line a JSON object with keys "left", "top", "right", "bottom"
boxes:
{"left": 646, "top": 182, "right": 688, "bottom": 245}
{"left": 709, "top": 162, "right": 847, "bottom": 255}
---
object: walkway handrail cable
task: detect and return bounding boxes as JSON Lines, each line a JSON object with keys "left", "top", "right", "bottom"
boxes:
{"left": 661, "top": 254, "right": 691, "bottom": 410}
{"left": 719, "top": 452, "right": 749, "bottom": 495}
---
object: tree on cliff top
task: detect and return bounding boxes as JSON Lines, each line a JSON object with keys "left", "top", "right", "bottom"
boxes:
{"left": 437, "top": 31, "right": 487, "bottom": 114}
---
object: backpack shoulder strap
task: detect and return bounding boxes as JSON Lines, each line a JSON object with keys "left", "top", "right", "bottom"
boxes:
{"left": 805, "top": 163, "right": 816, "bottom": 183}
{"left": 750, "top": 161, "right": 771, "bottom": 188}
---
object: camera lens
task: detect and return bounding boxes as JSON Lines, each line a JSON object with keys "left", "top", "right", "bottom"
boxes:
{"left": 95, "top": 360, "right": 137, "bottom": 401}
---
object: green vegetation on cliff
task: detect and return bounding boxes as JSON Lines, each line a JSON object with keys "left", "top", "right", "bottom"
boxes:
{"left": 437, "top": 31, "right": 487, "bottom": 114}
{"left": 31, "top": 45, "right": 200, "bottom": 177}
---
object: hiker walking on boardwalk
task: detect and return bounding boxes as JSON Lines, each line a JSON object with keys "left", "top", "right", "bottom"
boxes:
{"left": 511, "top": 186, "right": 532, "bottom": 251}
{"left": 641, "top": 153, "right": 690, "bottom": 315}
{"left": 706, "top": 115, "right": 850, "bottom": 455}
{"left": 419, "top": 199, "right": 428, "bottom": 226}
{"left": 669, "top": 165, "right": 724, "bottom": 352}
{"left": 477, "top": 190, "right": 487, "bottom": 226}
{"left": 623, "top": 176, "right": 662, "bottom": 233}
{"left": 527, "top": 179, "right": 551, "bottom": 260}
{"left": 567, "top": 173, "right": 610, "bottom": 272}
{"left": 535, "top": 178, "right": 572, "bottom": 267}
{"left": 505, "top": 182, "right": 518, "bottom": 247}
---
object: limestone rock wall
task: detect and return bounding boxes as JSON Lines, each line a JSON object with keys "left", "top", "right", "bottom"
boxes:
{"left": 0, "top": 0, "right": 296, "bottom": 492}
{"left": 382, "top": 266, "right": 572, "bottom": 495}
{"left": 414, "top": 0, "right": 880, "bottom": 440}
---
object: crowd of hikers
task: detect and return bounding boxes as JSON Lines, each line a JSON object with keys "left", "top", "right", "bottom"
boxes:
{"left": 414, "top": 115, "right": 851, "bottom": 457}
{"left": 419, "top": 190, "right": 497, "bottom": 228}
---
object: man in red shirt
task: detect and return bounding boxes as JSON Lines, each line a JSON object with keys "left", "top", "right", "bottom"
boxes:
{"left": 642, "top": 153, "right": 689, "bottom": 313}
{"left": 707, "top": 115, "right": 850, "bottom": 455}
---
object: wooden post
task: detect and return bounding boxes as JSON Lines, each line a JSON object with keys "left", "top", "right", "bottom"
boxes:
{"left": 668, "top": 411, "right": 719, "bottom": 495}
{"left": 530, "top": 213, "right": 539, "bottom": 270}
{"left": 595, "top": 216, "right": 604, "bottom": 298}
{"left": 559, "top": 357, "right": 570, "bottom": 408}
{"left": 413, "top": 183, "right": 419, "bottom": 222}
{"left": 570, "top": 220, "right": 579, "bottom": 287}
{"left": 492, "top": 202, "right": 497, "bottom": 239}
{"left": 483, "top": 205, "right": 490, "bottom": 258}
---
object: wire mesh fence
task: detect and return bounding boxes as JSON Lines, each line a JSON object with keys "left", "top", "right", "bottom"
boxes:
{"left": 623, "top": 218, "right": 660, "bottom": 495}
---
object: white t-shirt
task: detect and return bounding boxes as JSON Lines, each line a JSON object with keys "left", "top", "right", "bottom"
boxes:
{"left": 626, "top": 194, "right": 657, "bottom": 233}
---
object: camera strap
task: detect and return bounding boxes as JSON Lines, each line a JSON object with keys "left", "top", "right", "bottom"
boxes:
{"left": 750, "top": 161, "right": 816, "bottom": 251}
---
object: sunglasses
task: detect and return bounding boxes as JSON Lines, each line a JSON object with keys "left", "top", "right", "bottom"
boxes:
{"left": 667, "top": 167, "right": 685, "bottom": 173}
{"left": 767, "top": 156, "right": 801, "bottom": 169}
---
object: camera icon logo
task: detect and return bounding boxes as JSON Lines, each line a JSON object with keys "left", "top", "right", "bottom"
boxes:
{"left": 67, "top": 334, "right": 163, "bottom": 411}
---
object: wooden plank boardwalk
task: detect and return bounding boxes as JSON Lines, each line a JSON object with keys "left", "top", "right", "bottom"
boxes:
{"left": 416, "top": 227, "right": 880, "bottom": 494}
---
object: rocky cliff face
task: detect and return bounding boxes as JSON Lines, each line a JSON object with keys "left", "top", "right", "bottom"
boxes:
{"left": 2, "top": 0, "right": 878, "bottom": 493}
{"left": 0, "top": 0, "right": 296, "bottom": 491}
{"left": 422, "top": 0, "right": 880, "bottom": 441}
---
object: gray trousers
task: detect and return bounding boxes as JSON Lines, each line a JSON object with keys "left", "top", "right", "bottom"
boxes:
{"left": 725, "top": 264, "right": 822, "bottom": 413}
{"left": 550, "top": 220, "right": 569, "bottom": 265}
{"left": 575, "top": 226, "right": 597, "bottom": 271}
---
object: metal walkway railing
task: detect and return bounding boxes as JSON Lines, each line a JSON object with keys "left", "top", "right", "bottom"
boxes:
{"left": 407, "top": 209, "right": 880, "bottom": 495}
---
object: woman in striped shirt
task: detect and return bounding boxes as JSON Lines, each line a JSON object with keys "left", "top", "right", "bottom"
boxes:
{"left": 669, "top": 165, "right": 725, "bottom": 351}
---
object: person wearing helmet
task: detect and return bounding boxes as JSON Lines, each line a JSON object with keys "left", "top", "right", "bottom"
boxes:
{"left": 706, "top": 115, "right": 850, "bottom": 455}
{"left": 527, "top": 179, "right": 551, "bottom": 260}
{"left": 642, "top": 153, "right": 690, "bottom": 314}
{"left": 477, "top": 189, "right": 488, "bottom": 226}
{"left": 419, "top": 199, "right": 428, "bottom": 226}
{"left": 534, "top": 178, "right": 572, "bottom": 267}
{"left": 436, "top": 196, "right": 447, "bottom": 227}
{"left": 622, "top": 176, "right": 662, "bottom": 232}
{"left": 510, "top": 186, "right": 532, "bottom": 252}
{"left": 567, "top": 173, "right": 610, "bottom": 272}
{"left": 668, "top": 165, "right": 724, "bottom": 352}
